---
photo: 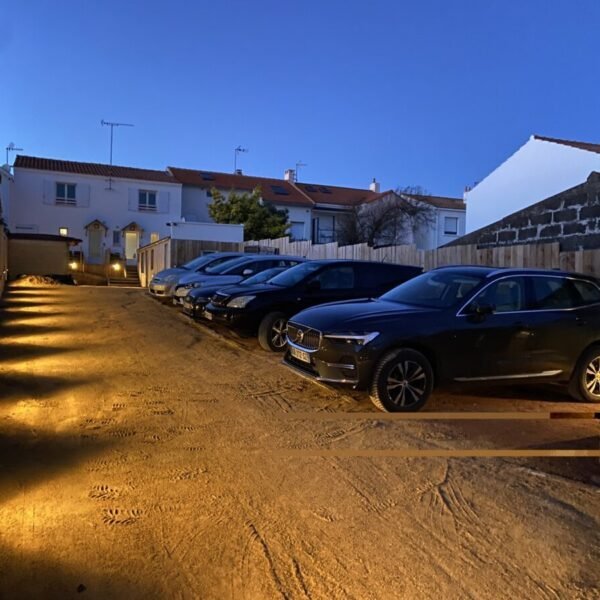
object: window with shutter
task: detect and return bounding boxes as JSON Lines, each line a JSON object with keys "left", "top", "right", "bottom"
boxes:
{"left": 139, "top": 190, "right": 157, "bottom": 211}
{"left": 56, "top": 182, "right": 76, "bottom": 206}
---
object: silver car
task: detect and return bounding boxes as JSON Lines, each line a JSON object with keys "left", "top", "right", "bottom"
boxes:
{"left": 149, "top": 252, "right": 243, "bottom": 299}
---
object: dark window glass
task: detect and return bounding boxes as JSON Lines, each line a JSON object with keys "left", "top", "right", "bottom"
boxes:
{"left": 205, "top": 256, "right": 250, "bottom": 274}
{"left": 531, "top": 276, "right": 580, "bottom": 310}
{"left": 113, "top": 231, "right": 121, "bottom": 245}
{"left": 382, "top": 271, "right": 483, "bottom": 308}
{"left": 270, "top": 185, "right": 289, "bottom": 195}
{"left": 356, "top": 264, "right": 405, "bottom": 288}
{"left": 56, "top": 183, "right": 76, "bottom": 204}
{"left": 269, "top": 262, "right": 323, "bottom": 287}
{"left": 444, "top": 216, "right": 458, "bottom": 235}
{"left": 572, "top": 279, "right": 600, "bottom": 305}
{"left": 475, "top": 277, "right": 527, "bottom": 312}
{"left": 312, "top": 265, "right": 354, "bottom": 290}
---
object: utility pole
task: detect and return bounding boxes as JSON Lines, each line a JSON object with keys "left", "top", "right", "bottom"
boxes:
{"left": 234, "top": 145, "right": 248, "bottom": 173}
{"left": 101, "top": 119, "right": 134, "bottom": 189}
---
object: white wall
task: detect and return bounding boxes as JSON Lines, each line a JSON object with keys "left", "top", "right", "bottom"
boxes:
{"left": 466, "top": 137, "right": 600, "bottom": 232}
{"left": 181, "top": 184, "right": 312, "bottom": 241}
{"left": 181, "top": 186, "right": 212, "bottom": 222}
{"left": 285, "top": 206, "right": 312, "bottom": 240}
{"left": 169, "top": 221, "right": 243, "bottom": 242}
{"left": 0, "top": 165, "right": 12, "bottom": 225}
{"left": 10, "top": 167, "right": 183, "bottom": 259}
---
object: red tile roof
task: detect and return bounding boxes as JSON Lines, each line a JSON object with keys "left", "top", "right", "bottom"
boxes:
{"left": 403, "top": 193, "right": 466, "bottom": 210}
{"left": 168, "top": 167, "right": 314, "bottom": 207}
{"left": 14, "top": 155, "right": 176, "bottom": 183}
{"left": 533, "top": 135, "right": 600, "bottom": 155}
{"left": 364, "top": 190, "right": 465, "bottom": 210}
{"left": 294, "top": 182, "right": 378, "bottom": 206}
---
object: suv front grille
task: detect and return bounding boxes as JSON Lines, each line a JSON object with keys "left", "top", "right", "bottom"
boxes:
{"left": 287, "top": 322, "right": 321, "bottom": 351}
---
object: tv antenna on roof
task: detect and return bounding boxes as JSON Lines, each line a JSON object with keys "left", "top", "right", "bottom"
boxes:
{"left": 5, "top": 142, "right": 23, "bottom": 166}
{"left": 101, "top": 119, "right": 134, "bottom": 189}
{"left": 234, "top": 145, "right": 248, "bottom": 173}
{"left": 295, "top": 160, "right": 307, "bottom": 182}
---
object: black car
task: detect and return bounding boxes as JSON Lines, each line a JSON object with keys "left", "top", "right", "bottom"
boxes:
{"left": 204, "top": 260, "right": 423, "bottom": 351}
{"left": 182, "top": 266, "right": 292, "bottom": 318}
{"left": 283, "top": 266, "right": 600, "bottom": 411}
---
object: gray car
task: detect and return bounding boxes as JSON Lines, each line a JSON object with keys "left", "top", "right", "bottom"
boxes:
{"left": 172, "top": 255, "right": 306, "bottom": 305}
{"left": 149, "top": 252, "right": 244, "bottom": 300}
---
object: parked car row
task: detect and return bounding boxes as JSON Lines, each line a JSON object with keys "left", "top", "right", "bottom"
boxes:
{"left": 149, "top": 253, "right": 600, "bottom": 411}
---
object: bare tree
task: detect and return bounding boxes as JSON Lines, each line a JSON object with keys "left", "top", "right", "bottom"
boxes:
{"left": 336, "top": 187, "right": 436, "bottom": 247}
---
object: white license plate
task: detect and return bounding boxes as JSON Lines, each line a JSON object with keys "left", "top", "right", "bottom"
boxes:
{"left": 290, "top": 346, "right": 310, "bottom": 363}
{"left": 203, "top": 311, "right": 213, "bottom": 320}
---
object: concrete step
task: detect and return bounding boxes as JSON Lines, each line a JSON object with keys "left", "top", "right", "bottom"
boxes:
{"left": 108, "top": 278, "right": 140, "bottom": 287}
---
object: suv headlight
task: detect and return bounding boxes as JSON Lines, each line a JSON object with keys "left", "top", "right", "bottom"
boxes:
{"left": 227, "top": 295, "right": 255, "bottom": 308}
{"left": 323, "top": 332, "right": 380, "bottom": 346}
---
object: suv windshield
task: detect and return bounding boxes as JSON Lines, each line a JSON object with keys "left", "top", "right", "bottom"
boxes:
{"left": 268, "top": 262, "right": 324, "bottom": 287}
{"left": 381, "top": 270, "right": 484, "bottom": 308}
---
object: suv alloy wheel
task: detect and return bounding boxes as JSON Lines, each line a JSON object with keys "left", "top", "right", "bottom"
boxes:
{"left": 258, "top": 312, "right": 288, "bottom": 352}
{"left": 370, "top": 349, "right": 434, "bottom": 412}
{"left": 570, "top": 346, "right": 600, "bottom": 402}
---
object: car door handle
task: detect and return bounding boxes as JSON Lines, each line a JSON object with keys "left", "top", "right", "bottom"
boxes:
{"left": 515, "top": 322, "right": 534, "bottom": 337}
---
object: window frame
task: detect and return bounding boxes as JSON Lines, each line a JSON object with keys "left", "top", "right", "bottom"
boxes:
{"left": 138, "top": 189, "right": 157, "bottom": 212}
{"left": 443, "top": 216, "right": 459, "bottom": 236}
{"left": 56, "top": 182, "right": 77, "bottom": 206}
{"left": 457, "top": 274, "right": 600, "bottom": 317}
{"left": 309, "top": 264, "right": 355, "bottom": 290}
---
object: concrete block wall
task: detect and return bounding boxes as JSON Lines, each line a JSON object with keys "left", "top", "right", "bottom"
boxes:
{"left": 448, "top": 172, "right": 600, "bottom": 251}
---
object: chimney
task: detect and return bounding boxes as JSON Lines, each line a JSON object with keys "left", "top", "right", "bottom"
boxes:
{"left": 284, "top": 169, "right": 296, "bottom": 182}
{"left": 369, "top": 177, "right": 380, "bottom": 193}
{"left": 235, "top": 169, "right": 243, "bottom": 175}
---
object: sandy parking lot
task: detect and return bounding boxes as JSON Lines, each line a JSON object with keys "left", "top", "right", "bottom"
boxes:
{"left": 0, "top": 285, "right": 598, "bottom": 599}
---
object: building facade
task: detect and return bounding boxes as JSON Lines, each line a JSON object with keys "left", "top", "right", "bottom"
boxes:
{"left": 447, "top": 172, "right": 600, "bottom": 251}
{"left": 465, "top": 134, "right": 600, "bottom": 233}
{"left": 10, "top": 156, "right": 185, "bottom": 265}
{"left": 168, "top": 167, "right": 465, "bottom": 250}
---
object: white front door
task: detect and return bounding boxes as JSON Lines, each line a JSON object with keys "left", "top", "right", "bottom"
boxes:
{"left": 125, "top": 231, "right": 139, "bottom": 265}
{"left": 88, "top": 228, "right": 103, "bottom": 264}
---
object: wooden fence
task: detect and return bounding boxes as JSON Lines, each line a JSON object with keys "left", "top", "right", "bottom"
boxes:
{"left": 247, "top": 238, "right": 600, "bottom": 278}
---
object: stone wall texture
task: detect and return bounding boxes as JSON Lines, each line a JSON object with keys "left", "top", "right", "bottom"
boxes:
{"left": 448, "top": 172, "right": 600, "bottom": 251}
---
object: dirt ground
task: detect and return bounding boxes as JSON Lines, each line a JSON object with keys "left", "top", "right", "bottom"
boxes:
{"left": 0, "top": 285, "right": 598, "bottom": 600}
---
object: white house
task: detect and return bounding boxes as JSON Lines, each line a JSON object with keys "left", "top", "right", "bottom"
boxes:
{"left": 0, "top": 163, "right": 12, "bottom": 226}
{"left": 465, "top": 134, "right": 600, "bottom": 232}
{"left": 10, "top": 156, "right": 183, "bottom": 264}
{"left": 168, "top": 167, "right": 465, "bottom": 250}
{"left": 8, "top": 156, "right": 242, "bottom": 266}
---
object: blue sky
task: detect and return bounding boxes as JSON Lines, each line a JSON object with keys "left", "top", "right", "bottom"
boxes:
{"left": 2, "top": 0, "right": 600, "bottom": 198}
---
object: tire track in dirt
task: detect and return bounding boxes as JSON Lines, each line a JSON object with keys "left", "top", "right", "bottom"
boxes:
{"left": 101, "top": 507, "right": 144, "bottom": 526}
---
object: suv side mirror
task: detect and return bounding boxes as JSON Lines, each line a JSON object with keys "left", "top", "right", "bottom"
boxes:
{"left": 467, "top": 302, "right": 495, "bottom": 318}
{"left": 306, "top": 279, "right": 321, "bottom": 292}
